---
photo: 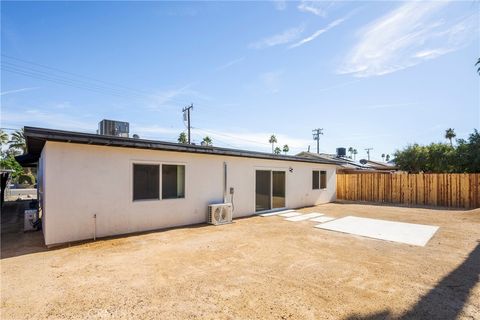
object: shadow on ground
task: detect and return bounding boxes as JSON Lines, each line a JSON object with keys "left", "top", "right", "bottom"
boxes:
{"left": 345, "top": 242, "right": 480, "bottom": 320}
{"left": 1, "top": 201, "right": 47, "bottom": 259}
{"left": 1, "top": 200, "right": 213, "bottom": 259}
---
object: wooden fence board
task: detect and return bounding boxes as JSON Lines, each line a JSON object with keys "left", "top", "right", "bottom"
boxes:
{"left": 336, "top": 173, "right": 480, "bottom": 209}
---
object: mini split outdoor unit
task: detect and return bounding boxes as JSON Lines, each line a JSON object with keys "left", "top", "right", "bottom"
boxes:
{"left": 207, "top": 203, "right": 233, "bottom": 225}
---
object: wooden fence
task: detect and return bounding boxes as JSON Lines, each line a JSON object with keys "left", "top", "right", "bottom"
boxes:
{"left": 336, "top": 173, "right": 480, "bottom": 209}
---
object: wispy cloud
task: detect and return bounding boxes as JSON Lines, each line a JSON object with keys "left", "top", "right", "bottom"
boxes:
{"left": 146, "top": 83, "right": 203, "bottom": 110}
{"left": 297, "top": 1, "right": 333, "bottom": 17}
{"left": 338, "top": 1, "right": 476, "bottom": 77}
{"left": 0, "top": 87, "right": 39, "bottom": 96}
{"left": 249, "top": 25, "right": 305, "bottom": 49}
{"left": 272, "top": 0, "right": 287, "bottom": 11}
{"left": 289, "top": 17, "right": 347, "bottom": 49}
{"left": 215, "top": 57, "right": 245, "bottom": 71}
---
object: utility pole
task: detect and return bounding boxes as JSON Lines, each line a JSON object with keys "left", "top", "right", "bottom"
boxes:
{"left": 312, "top": 128, "right": 323, "bottom": 154}
{"left": 182, "top": 104, "right": 193, "bottom": 144}
{"left": 365, "top": 148, "right": 373, "bottom": 161}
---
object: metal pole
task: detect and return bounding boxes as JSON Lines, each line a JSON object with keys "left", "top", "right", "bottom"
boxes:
{"left": 187, "top": 107, "right": 191, "bottom": 144}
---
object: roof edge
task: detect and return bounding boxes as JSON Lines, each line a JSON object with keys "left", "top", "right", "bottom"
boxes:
{"left": 23, "top": 126, "right": 342, "bottom": 165}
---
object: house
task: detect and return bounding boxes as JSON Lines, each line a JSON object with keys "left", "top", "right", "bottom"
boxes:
{"left": 297, "top": 151, "right": 398, "bottom": 173}
{"left": 18, "top": 126, "right": 341, "bottom": 246}
{"left": 297, "top": 151, "right": 367, "bottom": 172}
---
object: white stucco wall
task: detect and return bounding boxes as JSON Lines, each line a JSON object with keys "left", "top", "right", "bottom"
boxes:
{"left": 42, "top": 141, "right": 337, "bottom": 245}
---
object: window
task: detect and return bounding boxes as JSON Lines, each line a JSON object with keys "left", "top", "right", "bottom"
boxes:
{"left": 133, "top": 164, "right": 159, "bottom": 200}
{"left": 312, "top": 170, "right": 327, "bottom": 190}
{"left": 162, "top": 164, "right": 185, "bottom": 199}
{"left": 312, "top": 171, "right": 319, "bottom": 189}
{"left": 320, "top": 171, "right": 327, "bottom": 189}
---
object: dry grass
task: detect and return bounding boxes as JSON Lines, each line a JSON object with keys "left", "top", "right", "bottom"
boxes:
{"left": 1, "top": 202, "right": 479, "bottom": 319}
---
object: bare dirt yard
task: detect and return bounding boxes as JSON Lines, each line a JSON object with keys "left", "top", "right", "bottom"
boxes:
{"left": 2, "top": 201, "right": 479, "bottom": 319}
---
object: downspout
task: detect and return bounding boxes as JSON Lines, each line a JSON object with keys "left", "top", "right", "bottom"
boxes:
{"left": 223, "top": 162, "right": 227, "bottom": 203}
{"left": 93, "top": 214, "right": 97, "bottom": 241}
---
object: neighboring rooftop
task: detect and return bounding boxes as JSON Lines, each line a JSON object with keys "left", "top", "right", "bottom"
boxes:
{"left": 297, "top": 152, "right": 398, "bottom": 172}
{"left": 18, "top": 127, "right": 342, "bottom": 167}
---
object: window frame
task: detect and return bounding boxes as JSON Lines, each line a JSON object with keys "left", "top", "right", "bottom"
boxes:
{"left": 319, "top": 170, "right": 327, "bottom": 189}
{"left": 312, "top": 170, "right": 327, "bottom": 190}
{"left": 312, "top": 170, "right": 320, "bottom": 190}
{"left": 131, "top": 160, "right": 187, "bottom": 202}
{"left": 132, "top": 163, "right": 160, "bottom": 201}
{"left": 161, "top": 163, "right": 186, "bottom": 200}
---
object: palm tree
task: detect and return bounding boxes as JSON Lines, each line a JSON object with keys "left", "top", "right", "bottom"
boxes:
{"left": 0, "top": 130, "right": 8, "bottom": 146}
{"left": 386, "top": 154, "right": 390, "bottom": 162}
{"left": 348, "top": 147, "right": 354, "bottom": 159}
{"left": 381, "top": 153, "right": 385, "bottom": 161}
{"left": 445, "top": 128, "right": 456, "bottom": 146}
{"left": 352, "top": 149, "right": 358, "bottom": 161}
{"left": 269, "top": 134, "right": 277, "bottom": 153}
{"left": 282, "top": 144, "right": 289, "bottom": 155}
{"left": 177, "top": 132, "right": 187, "bottom": 144}
{"left": 274, "top": 146, "right": 281, "bottom": 155}
{"left": 8, "top": 129, "right": 26, "bottom": 154}
{"left": 202, "top": 136, "right": 212, "bottom": 146}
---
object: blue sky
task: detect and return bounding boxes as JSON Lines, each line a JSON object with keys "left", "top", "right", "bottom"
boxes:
{"left": 1, "top": 1, "right": 479, "bottom": 160}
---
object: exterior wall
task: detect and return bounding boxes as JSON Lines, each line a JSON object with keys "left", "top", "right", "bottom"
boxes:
{"left": 42, "top": 141, "right": 337, "bottom": 245}
{"left": 38, "top": 146, "right": 47, "bottom": 237}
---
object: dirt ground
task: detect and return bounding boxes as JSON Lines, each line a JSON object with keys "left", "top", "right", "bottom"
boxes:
{"left": 1, "top": 201, "right": 479, "bottom": 319}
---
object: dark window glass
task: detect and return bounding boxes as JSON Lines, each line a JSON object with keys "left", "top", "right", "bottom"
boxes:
{"left": 133, "top": 164, "right": 159, "bottom": 200}
{"left": 272, "top": 171, "right": 285, "bottom": 209}
{"left": 255, "top": 170, "right": 271, "bottom": 212}
{"left": 320, "top": 171, "right": 327, "bottom": 189}
{"left": 312, "top": 170, "right": 319, "bottom": 189}
{"left": 162, "top": 165, "right": 185, "bottom": 199}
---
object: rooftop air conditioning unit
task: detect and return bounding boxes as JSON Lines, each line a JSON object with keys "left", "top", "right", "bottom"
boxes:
{"left": 207, "top": 203, "right": 233, "bottom": 225}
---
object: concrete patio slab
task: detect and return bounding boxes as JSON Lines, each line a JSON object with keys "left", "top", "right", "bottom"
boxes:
{"left": 315, "top": 216, "right": 439, "bottom": 246}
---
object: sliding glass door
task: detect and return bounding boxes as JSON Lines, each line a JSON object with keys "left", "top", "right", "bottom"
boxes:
{"left": 255, "top": 170, "right": 286, "bottom": 212}
{"left": 272, "top": 171, "right": 285, "bottom": 209}
{"left": 255, "top": 170, "right": 271, "bottom": 212}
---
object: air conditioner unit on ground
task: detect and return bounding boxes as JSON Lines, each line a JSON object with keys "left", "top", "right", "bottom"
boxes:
{"left": 207, "top": 203, "right": 233, "bottom": 225}
{"left": 24, "top": 209, "right": 38, "bottom": 232}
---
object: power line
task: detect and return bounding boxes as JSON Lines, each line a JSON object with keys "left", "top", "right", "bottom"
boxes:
{"left": 1, "top": 55, "right": 196, "bottom": 106}
{"left": 193, "top": 127, "right": 268, "bottom": 147}
{"left": 2, "top": 54, "right": 152, "bottom": 96}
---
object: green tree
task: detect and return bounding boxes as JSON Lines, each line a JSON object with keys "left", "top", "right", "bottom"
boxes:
{"left": 352, "top": 149, "right": 358, "bottom": 161}
{"left": 445, "top": 128, "right": 456, "bottom": 146}
{"left": 385, "top": 154, "right": 390, "bottom": 162}
{"left": 393, "top": 144, "right": 429, "bottom": 173}
{"left": 274, "top": 146, "right": 281, "bottom": 155}
{"left": 0, "top": 154, "right": 23, "bottom": 180}
{"left": 8, "top": 129, "right": 26, "bottom": 154}
{"left": 348, "top": 147, "right": 354, "bottom": 159}
{"left": 177, "top": 132, "right": 187, "bottom": 144}
{"left": 0, "top": 130, "right": 8, "bottom": 146}
{"left": 381, "top": 153, "right": 385, "bottom": 161}
{"left": 455, "top": 129, "right": 480, "bottom": 173}
{"left": 202, "top": 136, "right": 213, "bottom": 146}
{"left": 282, "top": 144, "right": 289, "bottom": 155}
{"left": 269, "top": 134, "right": 277, "bottom": 153}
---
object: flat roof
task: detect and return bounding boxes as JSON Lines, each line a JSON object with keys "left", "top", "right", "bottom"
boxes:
{"left": 20, "top": 126, "right": 341, "bottom": 166}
